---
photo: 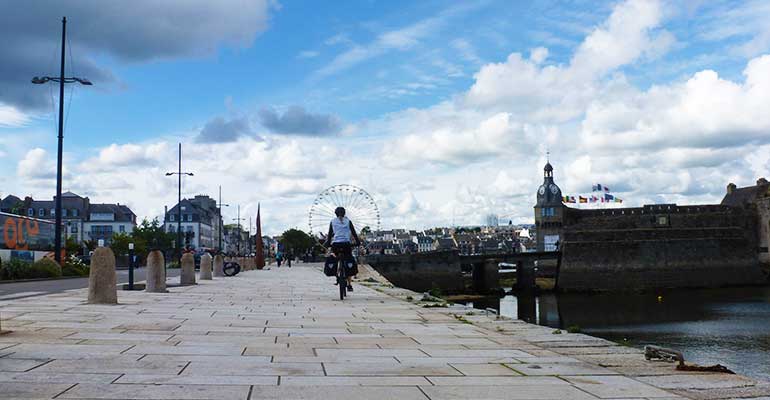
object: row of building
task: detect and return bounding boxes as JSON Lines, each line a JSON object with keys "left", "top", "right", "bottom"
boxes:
{"left": 0, "top": 192, "right": 256, "bottom": 255}
{"left": 362, "top": 225, "right": 535, "bottom": 255}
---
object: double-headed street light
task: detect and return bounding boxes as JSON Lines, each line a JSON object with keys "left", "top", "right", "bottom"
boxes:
{"left": 217, "top": 186, "right": 229, "bottom": 253}
{"left": 31, "top": 17, "right": 92, "bottom": 266}
{"left": 166, "top": 143, "right": 193, "bottom": 263}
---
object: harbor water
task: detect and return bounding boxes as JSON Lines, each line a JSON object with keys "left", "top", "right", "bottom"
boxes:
{"left": 465, "top": 286, "right": 770, "bottom": 382}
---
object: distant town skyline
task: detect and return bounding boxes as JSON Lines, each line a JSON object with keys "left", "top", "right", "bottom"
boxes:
{"left": 2, "top": 0, "right": 770, "bottom": 236}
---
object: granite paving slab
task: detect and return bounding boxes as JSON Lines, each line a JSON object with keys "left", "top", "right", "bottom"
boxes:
{"left": 0, "top": 262, "right": 763, "bottom": 400}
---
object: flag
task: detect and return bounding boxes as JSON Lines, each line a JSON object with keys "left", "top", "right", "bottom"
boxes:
{"left": 614, "top": 198, "right": 623, "bottom": 203}
{"left": 570, "top": 196, "right": 577, "bottom": 203}
{"left": 592, "top": 184, "right": 599, "bottom": 192}
{"left": 604, "top": 193, "right": 614, "bottom": 201}
{"left": 579, "top": 196, "right": 588, "bottom": 203}
{"left": 590, "top": 195, "right": 598, "bottom": 203}
{"left": 604, "top": 186, "right": 610, "bottom": 192}
{"left": 563, "top": 196, "right": 569, "bottom": 203}
{"left": 255, "top": 203, "right": 265, "bottom": 270}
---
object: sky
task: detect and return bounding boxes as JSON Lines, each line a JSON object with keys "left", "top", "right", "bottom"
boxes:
{"left": 2, "top": 0, "right": 770, "bottom": 236}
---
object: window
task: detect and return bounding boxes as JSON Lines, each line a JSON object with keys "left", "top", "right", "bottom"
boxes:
{"left": 170, "top": 214, "right": 175, "bottom": 222}
{"left": 186, "top": 226, "right": 193, "bottom": 232}
{"left": 51, "top": 209, "right": 56, "bottom": 216}
{"left": 72, "top": 209, "right": 78, "bottom": 217}
{"left": 28, "top": 208, "right": 33, "bottom": 216}
{"left": 657, "top": 216, "right": 668, "bottom": 226}
{"left": 169, "top": 225, "right": 175, "bottom": 233}
{"left": 38, "top": 208, "right": 45, "bottom": 217}
{"left": 62, "top": 209, "right": 68, "bottom": 217}
{"left": 186, "top": 214, "right": 192, "bottom": 222}
{"left": 119, "top": 225, "right": 125, "bottom": 233}
{"left": 71, "top": 226, "right": 78, "bottom": 233}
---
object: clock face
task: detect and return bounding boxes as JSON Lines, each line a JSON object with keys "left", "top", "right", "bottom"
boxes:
{"left": 550, "top": 184, "right": 559, "bottom": 194}
{"left": 538, "top": 186, "right": 545, "bottom": 195}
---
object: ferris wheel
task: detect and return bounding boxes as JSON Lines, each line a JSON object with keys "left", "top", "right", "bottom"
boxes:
{"left": 308, "top": 184, "right": 381, "bottom": 238}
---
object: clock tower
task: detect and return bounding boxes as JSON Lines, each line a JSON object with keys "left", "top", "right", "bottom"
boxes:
{"left": 534, "top": 162, "right": 565, "bottom": 252}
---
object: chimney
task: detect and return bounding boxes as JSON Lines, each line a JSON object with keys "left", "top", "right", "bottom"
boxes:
{"left": 727, "top": 183, "right": 737, "bottom": 194}
{"left": 757, "top": 178, "right": 768, "bottom": 186}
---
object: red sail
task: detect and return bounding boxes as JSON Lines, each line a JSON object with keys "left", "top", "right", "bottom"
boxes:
{"left": 255, "top": 204, "right": 265, "bottom": 269}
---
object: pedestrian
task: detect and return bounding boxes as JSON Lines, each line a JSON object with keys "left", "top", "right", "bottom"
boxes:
{"left": 276, "top": 250, "right": 283, "bottom": 267}
{"left": 287, "top": 249, "right": 293, "bottom": 268}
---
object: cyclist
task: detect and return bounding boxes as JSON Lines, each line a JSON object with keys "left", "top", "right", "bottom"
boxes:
{"left": 324, "top": 207, "right": 361, "bottom": 292}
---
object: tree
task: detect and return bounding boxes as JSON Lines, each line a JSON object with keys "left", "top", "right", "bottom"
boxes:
{"left": 132, "top": 218, "right": 173, "bottom": 255}
{"left": 279, "top": 229, "right": 317, "bottom": 254}
{"left": 360, "top": 226, "right": 371, "bottom": 238}
{"left": 9, "top": 200, "right": 25, "bottom": 216}
{"left": 83, "top": 239, "right": 98, "bottom": 252}
{"left": 109, "top": 233, "right": 135, "bottom": 256}
{"left": 64, "top": 236, "right": 81, "bottom": 256}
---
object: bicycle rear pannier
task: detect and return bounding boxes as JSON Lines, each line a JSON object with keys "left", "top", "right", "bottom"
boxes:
{"left": 323, "top": 256, "right": 337, "bottom": 277}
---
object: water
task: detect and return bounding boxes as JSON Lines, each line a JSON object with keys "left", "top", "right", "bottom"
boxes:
{"left": 466, "top": 286, "right": 770, "bottom": 382}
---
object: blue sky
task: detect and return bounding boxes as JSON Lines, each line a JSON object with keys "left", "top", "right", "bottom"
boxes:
{"left": 2, "top": 0, "right": 770, "bottom": 235}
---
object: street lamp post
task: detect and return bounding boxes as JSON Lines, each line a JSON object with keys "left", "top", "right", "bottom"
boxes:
{"left": 128, "top": 242, "right": 135, "bottom": 290}
{"left": 165, "top": 143, "right": 193, "bottom": 263}
{"left": 217, "top": 185, "right": 229, "bottom": 253}
{"left": 31, "top": 17, "right": 92, "bottom": 266}
{"left": 232, "top": 205, "right": 245, "bottom": 256}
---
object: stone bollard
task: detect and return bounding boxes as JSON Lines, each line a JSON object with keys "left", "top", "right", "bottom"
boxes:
{"left": 213, "top": 254, "right": 225, "bottom": 277}
{"left": 199, "top": 253, "right": 212, "bottom": 280}
{"left": 180, "top": 253, "right": 196, "bottom": 285}
{"left": 145, "top": 250, "right": 167, "bottom": 293}
{"left": 88, "top": 247, "right": 118, "bottom": 304}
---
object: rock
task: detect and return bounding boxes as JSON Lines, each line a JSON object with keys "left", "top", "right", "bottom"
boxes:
{"left": 213, "top": 254, "right": 225, "bottom": 277}
{"left": 88, "top": 247, "right": 118, "bottom": 304}
{"left": 200, "top": 253, "right": 212, "bottom": 280}
{"left": 180, "top": 253, "right": 196, "bottom": 285}
{"left": 145, "top": 250, "right": 167, "bottom": 293}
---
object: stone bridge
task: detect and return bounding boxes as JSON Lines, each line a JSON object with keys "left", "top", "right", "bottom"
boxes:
{"left": 363, "top": 250, "right": 561, "bottom": 295}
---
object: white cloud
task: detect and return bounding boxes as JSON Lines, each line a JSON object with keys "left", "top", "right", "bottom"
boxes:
{"left": 0, "top": 103, "right": 30, "bottom": 127}
{"left": 17, "top": 148, "right": 56, "bottom": 180}
{"left": 314, "top": 3, "right": 480, "bottom": 78}
{"left": 298, "top": 50, "right": 320, "bottom": 59}
{"left": 582, "top": 55, "right": 770, "bottom": 152}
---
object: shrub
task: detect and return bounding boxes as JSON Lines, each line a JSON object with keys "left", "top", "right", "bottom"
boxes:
{"left": 566, "top": 325, "right": 582, "bottom": 334}
{"left": 167, "top": 261, "right": 180, "bottom": 269}
{"left": 29, "top": 258, "right": 62, "bottom": 279}
{"left": 428, "top": 285, "right": 443, "bottom": 298}
{"left": 0, "top": 259, "right": 31, "bottom": 280}
{"left": 0, "top": 258, "right": 61, "bottom": 280}
{"left": 62, "top": 256, "right": 89, "bottom": 277}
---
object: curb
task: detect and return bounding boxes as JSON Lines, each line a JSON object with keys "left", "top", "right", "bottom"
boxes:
{"left": 0, "top": 275, "right": 87, "bottom": 284}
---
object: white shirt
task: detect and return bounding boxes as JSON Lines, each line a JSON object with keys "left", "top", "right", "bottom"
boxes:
{"left": 330, "top": 216, "right": 352, "bottom": 244}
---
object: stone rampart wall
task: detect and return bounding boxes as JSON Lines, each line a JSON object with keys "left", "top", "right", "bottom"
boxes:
{"left": 365, "top": 251, "right": 466, "bottom": 293}
{"left": 559, "top": 206, "right": 765, "bottom": 291}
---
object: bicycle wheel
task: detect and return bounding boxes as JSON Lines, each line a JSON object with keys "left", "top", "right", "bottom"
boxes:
{"left": 338, "top": 261, "right": 347, "bottom": 300}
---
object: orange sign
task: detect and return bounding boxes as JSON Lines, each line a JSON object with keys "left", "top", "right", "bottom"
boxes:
{"left": 3, "top": 218, "right": 40, "bottom": 251}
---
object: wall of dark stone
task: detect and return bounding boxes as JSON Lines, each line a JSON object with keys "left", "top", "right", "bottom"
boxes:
{"left": 365, "top": 251, "right": 467, "bottom": 293}
{"left": 558, "top": 205, "right": 764, "bottom": 291}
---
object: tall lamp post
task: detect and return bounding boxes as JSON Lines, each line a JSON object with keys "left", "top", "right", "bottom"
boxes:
{"left": 217, "top": 185, "right": 229, "bottom": 253}
{"left": 232, "top": 205, "right": 245, "bottom": 256}
{"left": 165, "top": 143, "right": 193, "bottom": 263}
{"left": 31, "top": 17, "right": 92, "bottom": 266}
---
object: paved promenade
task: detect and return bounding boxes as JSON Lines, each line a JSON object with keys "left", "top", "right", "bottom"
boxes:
{"left": 0, "top": 263, "right": 767, "bottom": 399}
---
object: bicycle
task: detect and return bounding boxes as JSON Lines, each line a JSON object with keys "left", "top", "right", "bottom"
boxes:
{"left": 321, "top": 243, "right": 358, "bottom": 301}
{"left": 223, "top": 261, "right": 241, "bottom": 276}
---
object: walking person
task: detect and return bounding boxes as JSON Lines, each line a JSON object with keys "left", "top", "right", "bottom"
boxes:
{"left": 287, "top": 249, "right": 293, "bottom": 268}
{"left": 276, "top": 250, "right": 283, "bottom": 268}
{"left": 323, "top": 207, "right": 361, "bottom": 292}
